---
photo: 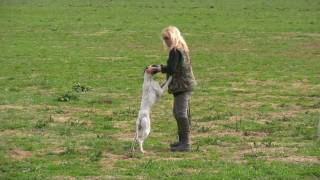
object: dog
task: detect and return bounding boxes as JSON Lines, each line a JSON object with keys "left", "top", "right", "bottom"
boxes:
{"left": 132, "top": 70, "right": 172, "bottom": 153}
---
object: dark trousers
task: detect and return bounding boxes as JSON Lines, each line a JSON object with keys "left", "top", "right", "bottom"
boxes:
{"left": 173, "top": 91, "right": 191, "bottom": 137}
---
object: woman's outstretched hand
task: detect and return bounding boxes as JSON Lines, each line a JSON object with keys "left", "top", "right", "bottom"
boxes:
{"left": 145, "top": 66, "right": 161, "bottom": 74}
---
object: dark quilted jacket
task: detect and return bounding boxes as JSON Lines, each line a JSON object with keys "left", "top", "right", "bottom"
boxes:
{"left": 161, "top": 48, "right": 197, "bottom": 94}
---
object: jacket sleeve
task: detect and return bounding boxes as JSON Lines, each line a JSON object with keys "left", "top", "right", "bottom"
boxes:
{"left": 160, "top": 49, "right": 182, "bottom": 75}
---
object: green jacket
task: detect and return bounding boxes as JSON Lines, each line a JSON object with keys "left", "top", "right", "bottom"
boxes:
{"left": 161, "top": 48, "right": 197, "bottom": 94}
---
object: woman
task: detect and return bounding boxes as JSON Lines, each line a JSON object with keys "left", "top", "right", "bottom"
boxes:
{"left": 146, "top": 26, "right": 197, "bottom": 152}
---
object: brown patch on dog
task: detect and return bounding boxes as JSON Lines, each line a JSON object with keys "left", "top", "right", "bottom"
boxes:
{"left": 10, "top": 149, "right": 32, "bottom": 160}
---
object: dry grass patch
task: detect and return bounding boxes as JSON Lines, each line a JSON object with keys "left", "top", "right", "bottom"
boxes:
{"left": 100, "top": 152, "right": 128, "bottom": 169}
{"left": 194, "top": 121, "right": 219, "bottom": 129}
{"left": 113, "top": 121, "right": 132, "bottom": 130}
{"left": 233, "top": 146, "right": 299, "bottom": 163}
{"left": 246, "top": 79, "right": 279, "bottom": 87}
{"left": 51, "top": 115, "right": 71, "bottom": 123}
{"left": 96, "top": 56, "right": 128, "bottom": 61}
{"left": 239, "top": 101, "right": 263, "bottom": 110}
{"left": 0, "top": 105, "right": 25, "bottom": 110}
{"left": 0, "top": 129, "right": 34, "bottom": 137}
{"left": 243, "top": 131, "right": 268, "bottom": 137}
{"left": 111, "top": 131, "right": 134, "bottom": 142}
{"left": 52, "top": 176, "right": 76, "bottom": 180}
{"left": 215, "top": 130, "right": 244, "bottom": 137}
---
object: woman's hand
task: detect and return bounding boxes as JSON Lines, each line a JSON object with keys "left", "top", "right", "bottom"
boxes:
{"left": 146, "top": 66, "right": 161, "bottom": 74}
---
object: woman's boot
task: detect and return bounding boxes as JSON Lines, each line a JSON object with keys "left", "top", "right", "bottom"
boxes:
{"left": 170, "top": 117, "right": 182, "bottom": 148}
{"left": 171, "top": 117, "right": 190, "bottom": 152}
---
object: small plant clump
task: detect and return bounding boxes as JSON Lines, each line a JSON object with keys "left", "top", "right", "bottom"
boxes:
{"left": 57, "top": 92, "right": 79, "bottom": 102}
{"left": 57, "top": 82, "right": 92, "bottom": 102}
{"left": 72, "top": 82, "right": 92, "bottom": 93}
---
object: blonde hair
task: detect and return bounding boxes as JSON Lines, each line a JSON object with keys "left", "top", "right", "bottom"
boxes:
{"left": 161, "top": 26, "right": 189, "bottom": 53}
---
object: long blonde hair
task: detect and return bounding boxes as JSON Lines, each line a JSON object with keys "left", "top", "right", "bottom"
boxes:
{"left": 161, "top": 26, "right": 189, "bottom": 53}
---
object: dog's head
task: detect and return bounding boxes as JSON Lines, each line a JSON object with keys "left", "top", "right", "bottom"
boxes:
{"left": 144, "top": 65, "right": 160, "bottom": 75}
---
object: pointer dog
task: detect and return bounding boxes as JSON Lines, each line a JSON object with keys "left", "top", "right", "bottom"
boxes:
{"left": 132, "top": 71, "right": 172, "bottom": 153}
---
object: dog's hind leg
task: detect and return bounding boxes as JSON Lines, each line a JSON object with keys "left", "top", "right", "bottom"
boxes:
{"left": 131, "top": 133, "right": 138, "bottom": 152}
{"left": 138, "top": 139, "right": 145, "bottom": 153}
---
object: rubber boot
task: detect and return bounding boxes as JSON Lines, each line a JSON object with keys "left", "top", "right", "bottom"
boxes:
{"left": 170, "top": 117, "right": 182, "bottom": 148}
{"left": 170, "top": 131, "right": 182, "bottom": 148}
{"left": 171, "top": 117, "right": 190, "bottom": 152}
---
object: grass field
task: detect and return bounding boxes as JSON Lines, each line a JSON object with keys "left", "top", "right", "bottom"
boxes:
{"left": 1, "top": 0, "right": 320, "bottom": 179}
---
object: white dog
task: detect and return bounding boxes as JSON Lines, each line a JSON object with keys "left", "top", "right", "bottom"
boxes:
{"left": 132, "top": 71, "right": 172, "bottom": 153}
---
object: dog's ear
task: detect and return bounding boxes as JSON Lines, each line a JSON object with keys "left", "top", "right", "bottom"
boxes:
{"left": 143, "top": 65, "right": 150, "bottom": 75}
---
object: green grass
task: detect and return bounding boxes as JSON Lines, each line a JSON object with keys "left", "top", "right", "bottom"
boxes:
{"left": 1, "top": 0, "right": 320, "bottom": 179}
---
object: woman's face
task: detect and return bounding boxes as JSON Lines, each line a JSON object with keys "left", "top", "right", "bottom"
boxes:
{"left": 163, "top": 35, "right": 172, "bottom": 48}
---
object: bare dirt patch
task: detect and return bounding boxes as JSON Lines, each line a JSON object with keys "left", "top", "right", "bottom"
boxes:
{"left": 52, "top": 148, "right": 68, "bottom": 155}
{"left": 194, "top": 121, "right": 219, "bottom": 129}
{"left": 51, "top": 115, "right": 71, "bottom": 123}
{"left": 73, "top": 29, "right": 110, "bottom": 37}
{"left": 0, "top": 129, "right": 33, "bottom": 137}
{"left": 10, "top": 148, "right": 32, "bottom": 160}
{"left": 228, "top": 115, "right": 243, "bottom": 123}
{"left": 184, "top": 168, "right": 202, "bottom": 174}
{"left": 242, "top": 131, "right": 268, "bottom": 137}
{"left": 239, "top": 101, "right": 263, "bottom": 110}
{"left": 52, "top": 176, "right": 76, "bottom": 180}
{"left": 265, "top": 155, "right": 320, "bottom": 164}
{"left": 96, "top": 56, "right": 128, "bottom": 61}
{"left": 231, "top": 146, "right": 310, "bottom": 164}
{"left": 246, "top": 79, "right": 279, "bottom": 87}
{"left": 0, "top": 105, "right": 25, "bottom": 110}
{"left": 215, "top": 130, "right": 243, "bottom": 137}
{"left": 267, "top": 110, "right": 300, "bottom": 121}
{"left": 113, "top": 121, "right": 132, "bottom": 129}
{"left": 111, "top": 131, "right": 134, "bottom": 142}
{"left": 100, "top": 152, "right": 128, "bottom": 169}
